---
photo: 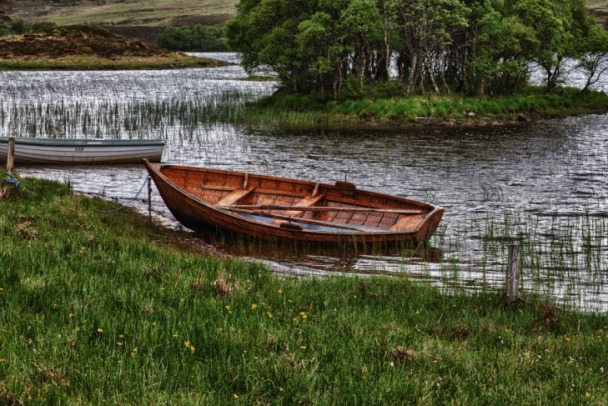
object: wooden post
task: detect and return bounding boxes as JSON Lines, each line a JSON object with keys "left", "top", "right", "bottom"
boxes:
{"left": 506, "top": 243, "right": 521, "bottom": 302}
{"left": 147, "top": 176, "right": 152, "bottom": 222}
{"left": 6, "top": 137, "right": 15, "bottom": 175}
{"left": 0, "top": 137, "right": 15, "bottom": 199}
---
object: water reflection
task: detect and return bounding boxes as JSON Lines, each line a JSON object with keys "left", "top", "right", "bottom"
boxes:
{"left": 1, "top": 53, "right": 607, "bottom": 311}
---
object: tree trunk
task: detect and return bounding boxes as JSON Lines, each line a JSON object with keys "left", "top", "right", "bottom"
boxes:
{"left": 427, "top": 60, "right": 440, "bottom": 94}
{"left": 406, "top": 53, "right": 418, "bottom": 94}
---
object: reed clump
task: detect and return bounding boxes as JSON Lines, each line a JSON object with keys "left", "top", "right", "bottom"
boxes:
{"left": 1, "top": 178, "right": 608, "bottom": 404}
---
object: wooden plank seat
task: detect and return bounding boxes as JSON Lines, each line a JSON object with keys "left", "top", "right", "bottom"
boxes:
{"left": 216, "top": 186, "right": 255, "bottom": 206}
{"left": 279, "top": 193, "right": 326, "bottom": 217}
{"left": 271, "top": 193, "right": 325, "bottom": 227}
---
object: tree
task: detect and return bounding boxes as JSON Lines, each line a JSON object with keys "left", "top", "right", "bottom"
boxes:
{"left": 157, "top": 25, "right": 229, "bottom": 52}
{"left": 577, "top": 25, "right": 608, "bottom": 92}
{"left": 0, "top": 0, "right": 11, "bottom": 15}
{"left": 386, "top": 0, "right": 469, "bottom": 94}
{"left": 464, "top": 0, "right": 537, "bottom": 96}
{"left": 339, "top": 0, "right": 383, "bottom": 89}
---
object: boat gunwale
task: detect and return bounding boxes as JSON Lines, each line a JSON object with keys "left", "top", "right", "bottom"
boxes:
{"left": 157, "top": 163, "right": 439, "bottom": 213}
{"left": 0, "top": 137, "right": 166, "bottom": 147}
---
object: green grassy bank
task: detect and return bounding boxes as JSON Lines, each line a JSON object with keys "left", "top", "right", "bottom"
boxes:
{"left": 0, "top": 178, "right": 607, "bottom": 404}
{"left": 0, "top": 54, "right": 227, "bottom": 71}
{"left": 243, "top": 87, "right": 608, "bottom": 129}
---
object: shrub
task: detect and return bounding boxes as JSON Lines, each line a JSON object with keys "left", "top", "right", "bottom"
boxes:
{"left": 156, "top": 25, "right": 230, "bottom": 52}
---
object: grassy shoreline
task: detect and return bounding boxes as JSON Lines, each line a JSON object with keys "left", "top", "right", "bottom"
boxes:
{"left": 0, "top": 54, "right": 230, "bottom": 71}
{"left": 241, "top": 87, "right": 608, "bottom": 129}
{"left": 0, "top": 177, "right": 607, "bottom": 404}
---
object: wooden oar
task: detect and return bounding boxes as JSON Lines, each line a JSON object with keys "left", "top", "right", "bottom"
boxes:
{"left": 219, "top": 204, "right": 423, "bottom": 215}
{"left": 229, "top": 208, "right": 386, "bottom": 232}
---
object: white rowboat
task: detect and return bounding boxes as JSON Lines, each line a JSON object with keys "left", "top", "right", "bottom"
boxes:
{"left": 0, "top": 137, "right": 165, "bottom": 165}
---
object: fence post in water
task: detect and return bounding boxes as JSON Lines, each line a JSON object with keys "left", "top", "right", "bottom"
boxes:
{"left": 506, "top": 243, "right": 521, "bottom": 302}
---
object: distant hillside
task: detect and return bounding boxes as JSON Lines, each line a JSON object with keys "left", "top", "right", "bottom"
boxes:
{"left": 7, "top": 0, "right": 608, "bottom": 42}
{"left": 587, "top": 0, "right": 608, "bottom": 28}
{"left": 8, "top": 0, "right": 238, "bottom": 43}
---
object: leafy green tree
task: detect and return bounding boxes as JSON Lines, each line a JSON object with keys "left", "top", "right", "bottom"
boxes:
{"left": 577, "top": 25, "right": 608, "bottom": 92}
{"left": 339, "top": 0, "right": 383, "bottom": 89}
{"left": 386, "top": 0, "right": 469, "bottom": 94}
{"left": 465, "top": 0, "right": 537, "bottom": 95}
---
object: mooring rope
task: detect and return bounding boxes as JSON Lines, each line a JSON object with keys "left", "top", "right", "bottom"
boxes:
{"left": 95, "top": 177, "right": 150, "bottom": 214}
{"left": 3, "top": 173, "right": 32, "bottom": 194}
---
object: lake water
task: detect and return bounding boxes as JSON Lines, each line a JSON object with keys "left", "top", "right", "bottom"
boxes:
{"left": 1, "top": 53, "right": 607, "bottom": 311}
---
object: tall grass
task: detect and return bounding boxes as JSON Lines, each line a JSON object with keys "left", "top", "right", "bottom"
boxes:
{"left": 461, "top": 210, "right": 608, "bottom": 310}
{"left": 0, "top": 90, "right": 262, "bottom": 139}
{"left": 1, "top": 178, "right": 608, "bottom": 404}
{"left": 2, "top": 76, "right": 606, "bottom": 139}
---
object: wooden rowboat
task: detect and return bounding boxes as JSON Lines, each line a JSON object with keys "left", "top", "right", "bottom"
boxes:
{"left": 0, "top": 137, "right": 165, "bottom": 165}
{"left": 144, "top": 160, "right": 444, "bottom": 246}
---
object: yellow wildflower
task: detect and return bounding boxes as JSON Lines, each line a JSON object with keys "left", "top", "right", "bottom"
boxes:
{"left": 117, "top": 342, "right": 123, "bottom": 346}
{"left": 131, "top": 347, "right": 138, "bottom": 357}
{"left": 251, "top": 304, "right": 258, "bottom": 310}
{"left": 172, "top": 332, "right": 179, "bottom": 338}
{"left": 586, "top": 392, "right": 591, "bottom": 398}
{"left": 97, "top": 328, "right": 103, "bottom": 333}
{"left": 267, "top": 312, "right": 273, "bottom": 318}
{"left": 300, "top": 345, "right": 307, "bottom": 350}
{"left": 278, "top": 290, "right": 283, "bottom": 294}
{"left": 233, "top": 394, "right": 239, "bottom": 399}
{"left": 299, "top": 312, "right": 307, "bottom": 319}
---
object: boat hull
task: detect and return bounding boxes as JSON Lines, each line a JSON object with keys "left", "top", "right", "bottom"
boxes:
{"left": 0, "top": 137, "right": 165, "bottom": 165}
{"left": 144, "top": 160, "right": 444, "bottom": 246}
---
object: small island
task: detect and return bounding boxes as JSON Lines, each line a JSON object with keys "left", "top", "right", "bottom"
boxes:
{"left": 226, "top": 0, "right": 608, "bottom": 128}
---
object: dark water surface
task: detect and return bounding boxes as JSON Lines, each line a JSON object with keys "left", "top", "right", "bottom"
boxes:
{"left": 1, "top": 54, "right": 607, "bottom": 310}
